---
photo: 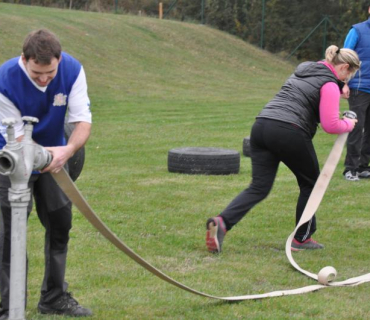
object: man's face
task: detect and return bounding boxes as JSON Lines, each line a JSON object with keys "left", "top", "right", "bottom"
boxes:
{"left": 22, "top": 56, "right": 60, "bottom": 87}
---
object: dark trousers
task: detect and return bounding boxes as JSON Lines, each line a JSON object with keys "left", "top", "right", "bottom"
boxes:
{"left": 0, "top": 173, "right": 72, "bottom": 311}
{"left": 344, "top": 90, "right": 370, "bottom": 171}
{"left": 220, "top": 118, "right": 320, "bottom": 242}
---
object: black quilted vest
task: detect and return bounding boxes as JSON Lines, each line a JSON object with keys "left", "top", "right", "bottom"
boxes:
{"left": 257, "top": 62, "right": 344, "bottom": 138}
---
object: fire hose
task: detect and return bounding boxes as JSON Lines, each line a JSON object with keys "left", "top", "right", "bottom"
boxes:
{"left": 49, "top": 111, "right": 370, "bottom": 301}
{"left": 2, "top": 112, "right": 370, "bottom": 320}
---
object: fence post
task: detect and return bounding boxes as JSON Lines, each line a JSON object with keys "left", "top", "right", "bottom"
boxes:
{"left": 201, "top": 0, "right": 205, "bottom": 24}
{"left": 322, "top": 16, "right": 328, "bottom": 58}
{"left": 260, "top": 0, "right": 266, "bottom": 49}
{"left": 159, "top": 2, "right": 163, "bottom": 19}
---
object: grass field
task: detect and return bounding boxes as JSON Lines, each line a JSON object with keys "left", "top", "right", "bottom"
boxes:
{"left": 1, "top": 3, "right": 370, "bottom": 319}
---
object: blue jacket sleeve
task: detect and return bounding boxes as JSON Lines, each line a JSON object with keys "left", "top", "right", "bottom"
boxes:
{"left": 343, "top": 28, "right": 358, "bottom": 49}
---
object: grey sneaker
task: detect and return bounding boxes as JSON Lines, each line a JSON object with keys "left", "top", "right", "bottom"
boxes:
{"left": 206, "top": 216, "right": 227, "bottom": 253}
{"left": 38, "top": 292, "right": 92, "bottom": 317}
{"left": 344, "top": 170, "right": 359, "bottom": 181}
{"left": 291, "top": 238, "right": 324, "bottom": 251}
{"left": 358, "top": 167, "right": 370, "bottom": 178}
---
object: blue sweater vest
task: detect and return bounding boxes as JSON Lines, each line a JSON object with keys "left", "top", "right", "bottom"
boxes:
{"left": 0, "top": 52, "right": 81, "bottom": 149}
{"left": 349, "top": 19, "right": 370, "bottom": 90}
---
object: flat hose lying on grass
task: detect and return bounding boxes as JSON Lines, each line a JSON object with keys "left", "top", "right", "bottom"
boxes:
{"left": 51, "top": 133, "right": 370, "bottom": 301}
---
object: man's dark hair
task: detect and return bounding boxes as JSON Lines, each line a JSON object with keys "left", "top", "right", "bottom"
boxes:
{"left": 22, "top": 29, "right": 62, "bottom": 64}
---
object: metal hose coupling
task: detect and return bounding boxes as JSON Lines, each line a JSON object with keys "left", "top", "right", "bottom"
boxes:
{"left": 0, "top": 149, "right": 18, "bottom": 175}
{"left": 22, "top": 116, "right": 52, "bottom": 171}
{"left": 0, "top": 118, "right": 19, "bottom": 176}
{"left": 33, "top": 145, "right": 52, "bottom": 170}
{"left": 343, "top": 110, "right": 357, "bottom": 119}
{"left": 0, "top": 116, "right": 52, "bottom": 178}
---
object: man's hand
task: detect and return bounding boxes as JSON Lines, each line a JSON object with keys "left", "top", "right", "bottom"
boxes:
{"left": 41, "top": 145, "right": 74, "bottom": 173}
{"left": 41, "top": 121, "right": 91, "bottom": 173}
{"left": 341, "top": 83, "right": 350, "bottom": 99}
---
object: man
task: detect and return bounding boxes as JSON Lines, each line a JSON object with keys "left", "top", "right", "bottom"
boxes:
{"left": 342, "top": 5, "right": 370, "bottom": 181}
{"left": 0, "top": 29, "right": 92, "bottom": 318}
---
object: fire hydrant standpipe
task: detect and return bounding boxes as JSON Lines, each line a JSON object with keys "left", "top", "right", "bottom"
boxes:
{"left": 0, "top": 117, "right": 52, "bottom": 320}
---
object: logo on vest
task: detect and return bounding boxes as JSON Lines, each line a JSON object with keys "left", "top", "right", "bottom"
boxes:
{"left": 53, "top": 93, "right": 67, "bottom": 107}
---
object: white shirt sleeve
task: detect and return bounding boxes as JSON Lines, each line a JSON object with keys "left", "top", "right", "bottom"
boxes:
{"left": 0, "top": 93, "right": 25, "bottom": 139}
{"left": 67, "top": 66, "right": 92, "bottom": 124}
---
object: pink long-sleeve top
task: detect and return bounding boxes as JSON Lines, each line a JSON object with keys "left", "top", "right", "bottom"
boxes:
{"left": 318, "top": 61, "right": 354, "bottom": 134}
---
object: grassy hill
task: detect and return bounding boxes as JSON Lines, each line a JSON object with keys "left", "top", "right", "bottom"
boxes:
{"left": 1, "top": 3, "right": 370, "bottom": 320}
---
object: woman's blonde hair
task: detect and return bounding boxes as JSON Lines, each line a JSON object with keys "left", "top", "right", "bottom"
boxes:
{"left": 325, "top": 45, "right": 360, "bottom": 75}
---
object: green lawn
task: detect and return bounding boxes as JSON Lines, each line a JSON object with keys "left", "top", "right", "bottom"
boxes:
{"left": 1, "top": 3, "right": 369, "bottom": 319}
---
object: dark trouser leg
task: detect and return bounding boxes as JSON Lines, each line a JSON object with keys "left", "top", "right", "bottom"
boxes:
{"left": 33, "top": 173, "right": 71, "bottom": 304}
{"left": 38, "top": 205, "right": 71, "bottom": 303}
{"left": 220, "top": 120, "right": 279, "bottom": 229}
{"left": 0, "top": 175, "right": 33, "bottom": 311}
{"left": 359, "top": 93, "right": 370, "bottom": 168}
{"left": 278, "top": 131, "right": 320, "bottom": 241}
{"left": 345, "top": 90, "right": 370, "bottom": 171}
{"left": 220, "top": 119, "right": 320, "bottom": 241}
{"left": 0, "top": 191, "right": 11, "bottom": 312}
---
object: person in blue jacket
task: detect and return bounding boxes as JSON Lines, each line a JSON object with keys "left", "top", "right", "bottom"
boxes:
{"left": 342, "top": 5, "right": 370, "bottom": 181}
{"left": 0, "top": 29, "right": 92, "bottom": 319}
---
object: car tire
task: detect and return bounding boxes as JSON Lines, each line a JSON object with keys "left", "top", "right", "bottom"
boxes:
{"left": 168, "top": 147, "right": 240, "bottom": 175}
{"left": 64, "top": 122, "right": 85, "bottom": 181}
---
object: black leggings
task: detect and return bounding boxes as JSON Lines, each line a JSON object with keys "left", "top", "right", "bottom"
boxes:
{"left": 220, "top": 118, "right": 320, "bottom": 242}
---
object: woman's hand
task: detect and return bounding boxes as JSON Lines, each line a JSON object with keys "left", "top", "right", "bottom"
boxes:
{"left": 343, "top": 117, "right": 358, "bottom": 131}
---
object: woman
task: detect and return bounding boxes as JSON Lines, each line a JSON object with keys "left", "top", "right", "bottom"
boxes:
{"left": 206, "top": 45, "right": 360, "bottom": 253}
